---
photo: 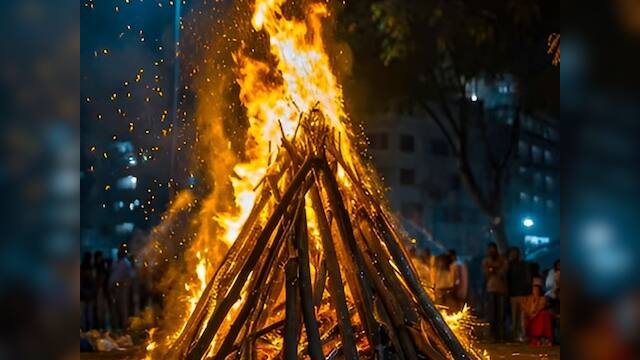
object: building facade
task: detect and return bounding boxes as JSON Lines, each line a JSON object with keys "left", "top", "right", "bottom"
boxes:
{"left": 365, "top": 75, "right": 559, "bottom": 263}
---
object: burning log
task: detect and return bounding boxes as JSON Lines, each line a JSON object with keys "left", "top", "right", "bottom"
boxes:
{"left": 294, "top": 201, "right": 325, "bottom": 360}
{"left": 159, "top": 110, "right": 475, "bottom": 360}
{"left": 185, "top": 158, "right": 317, "bottom": 360}
{"left": 308, "top": 182, "right": 359, "bottom": 360}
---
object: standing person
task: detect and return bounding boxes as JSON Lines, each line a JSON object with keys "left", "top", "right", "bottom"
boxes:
{"left": 129, "top": 254, "right": 141, "bottom": 317}
{"left": 507, "top": 247, "right": 531, "bottom": 342}
{"left": 80, "top": 252, "right": 96, "bottom": 330}
{"left": 415, "top": 248, "right": 433, "bottom": 290}
{"left": 545, "top": 260, "right": 560, "bottom": 300}
{"left": 448, "top": 249, "right": 469, "bottom": 310}
{"left": 522, "top": 278, "right": 554, "bottom": 346}
{"left": 109, "top": 244, "right": 133, "bottom": 332}
{"left": 94, "top": 251, "right": 109, "bottom": 330}
{"left": 432, "top": 253, "right": 457, "bottom": 309}
{"left": 482, "top": 242, "right": 508, "bottom": 342}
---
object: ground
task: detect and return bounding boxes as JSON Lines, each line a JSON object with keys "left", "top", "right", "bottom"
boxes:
{"left": 80, "top": 343, "right": 560, "bottom": 359}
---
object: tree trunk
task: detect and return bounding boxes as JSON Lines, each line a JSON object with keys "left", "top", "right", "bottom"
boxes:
{"left": 492, "top": 216, "right": 509, "bottom": 255}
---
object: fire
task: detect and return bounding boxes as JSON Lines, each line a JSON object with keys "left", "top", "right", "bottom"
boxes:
{"left": 442, "top": 304, "right": 492, "bottom": 360}
{"left": 144, "top": 0, "right": 486, "bottom": 358}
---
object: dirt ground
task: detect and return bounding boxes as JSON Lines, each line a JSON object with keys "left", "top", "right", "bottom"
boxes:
{"left": 80, "top": 343, "right": 560, "bottom": 359}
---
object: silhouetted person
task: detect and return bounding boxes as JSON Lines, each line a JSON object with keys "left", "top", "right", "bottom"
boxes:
{"left": 109, "top": 244, "right": 133, "bottom": 332}
{"left": 448, "top": 249, "right": 468, "bottom": 310}
{"left": 80, "top": 252, "right": 96, "bottom": 330}
{"left": 415, "top": 248, "right": 433, "bottom": 289}
{"left": 94, "top": 251, "right": 109, "bottom": 329}
{"left": 482, "top": 242, "right": 507, "bottom": 342}
{"left": 507, "top": 247, "right": 531, "bottom": 342}
{"left": 433, "top": 254, "right": 456, "bottom": 309}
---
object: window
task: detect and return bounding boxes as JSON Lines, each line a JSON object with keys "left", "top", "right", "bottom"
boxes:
{"left": 546, "top": 199, "right": 555, "bottom": 210}
{"left": 430, "top": 138, "right": 449, "bottom": 156}
{"left": 399, "top": 168, "right": 415, "bottom": 185}
{"left": 368, "top": 132, "right": 389, "bottom": 150}
{"left": 544, "top": 150, "right": 554, "bottom": 165}
{"left": 533, "top": 172, "right": 542, "bottom": 187}
{"left": 518, "top": 140, "right": 530, "bottom": 158}
{"left": 545, "top": 175, "right": 554, "bottom": 190}
{"left": 117, "top": 175, "right": 137, "bottom": 190}
{"left": 533, "top": 195, "right": 542, "bottom": 209}
{"left": 399, "top": 134, "right": 415, "bottom": 152}
{"left": 531, "top": 145, "right": 542, "bottom": 163}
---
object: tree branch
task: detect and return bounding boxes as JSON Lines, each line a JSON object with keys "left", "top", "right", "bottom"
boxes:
{"left": 418, "top": 99, "right": 458, "bottom": 155}
{"left": 498, "top": 106, "right": 522, "bottom": 170}
{"left": 476, "top": 108, "right": 499, "bottom": 170}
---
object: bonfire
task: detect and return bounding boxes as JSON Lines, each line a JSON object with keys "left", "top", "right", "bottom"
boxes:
{"left": 145, "top": 0, "right": 483, "bottom": 359}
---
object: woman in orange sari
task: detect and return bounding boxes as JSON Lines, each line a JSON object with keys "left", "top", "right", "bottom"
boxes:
{"left": 522, "top": 279, "right": 554, "bottom": 346}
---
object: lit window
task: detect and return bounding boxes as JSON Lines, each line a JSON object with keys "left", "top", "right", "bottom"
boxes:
{"left": 531, "top": 145, "right": 542, "bottom": 163}
{"left": 114, "top": 141, "right": 134, "bottom": 154}
{"left": 115, "top": 222, "right": 135, "bottom": 234}
{"left": 544, "top": 150, "right": 553, "bottom": 165}
{"left": 534, "top": 172, "right": 542, "bottom": 186}
{"left": 518, "top": 141, "right": 530, "bottom": 157}
{"left": 117, "top": 175, "right": 138, "bottom": 190}
{"left": 545, "top": 175, "right": 554, "bottom": 190}
{"left": 533, "top": 196, "right": 541, "bottom": 207}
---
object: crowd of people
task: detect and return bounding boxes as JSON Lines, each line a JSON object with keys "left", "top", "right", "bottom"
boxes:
{"left": 81, "top": 241, "right": 559, "bottom": 348}
{"left": 80, "top": 244, "right": 152, "bottom": 333}
{"left": 416, "top": 243, "right": 560, "bottom": 347}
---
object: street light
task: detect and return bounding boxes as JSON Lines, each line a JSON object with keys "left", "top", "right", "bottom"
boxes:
{"left": 522, "top": 217, "right": 534, "bottom": 228}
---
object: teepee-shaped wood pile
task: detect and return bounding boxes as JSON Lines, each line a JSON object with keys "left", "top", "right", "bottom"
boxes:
{"left": 167, "top": 110, "right": 472, "bottom": 360}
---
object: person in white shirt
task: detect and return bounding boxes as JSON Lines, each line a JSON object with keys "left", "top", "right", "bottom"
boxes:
{"left": 448, "top": 249, "right": 469, "bottom": 310}
{"left": 545, "top": 260, "right": 560, "bottom": 299}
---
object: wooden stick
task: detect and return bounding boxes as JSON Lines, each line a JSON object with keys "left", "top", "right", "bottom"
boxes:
{"left": 376, "top": 214, "right": 470, "bottom": 359}
{"left": 312, "top": 257, "right": 327, "bottom": 307}
{"left": 317, "top": 160, "right": 382, "bottom": 354}
{"left": 357, "top": 213, "right": 420, "bottom": 326}
{"left": 213, "top": 195, "right": 305, "bottom": 360}
{"left": 352, "top": 226, "right": 417, "bottom": 360}
{"left": 283, "top": 255, "right": 301, "bottom": 360}
{"left": 184, "top": 158, "right": 317, "bottom": 360}
{"left": 294, "top": 200, "right": 325, "bottom": 360}
{"left": 308, "top": 181, "right": 359, "bottom": 360}
{"left": 169, "top": 183, "right": 274, "bottom": 357}
{"left": 216, "top": 197, "right": 304, "bottom": 359}
{"left": 371, "top": 296, "right": 406, "bottom": 360}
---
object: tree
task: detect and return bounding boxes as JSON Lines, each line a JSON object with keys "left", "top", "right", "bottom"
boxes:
{"left": 336, "top": 0, "right": 558, "bottom": 252}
